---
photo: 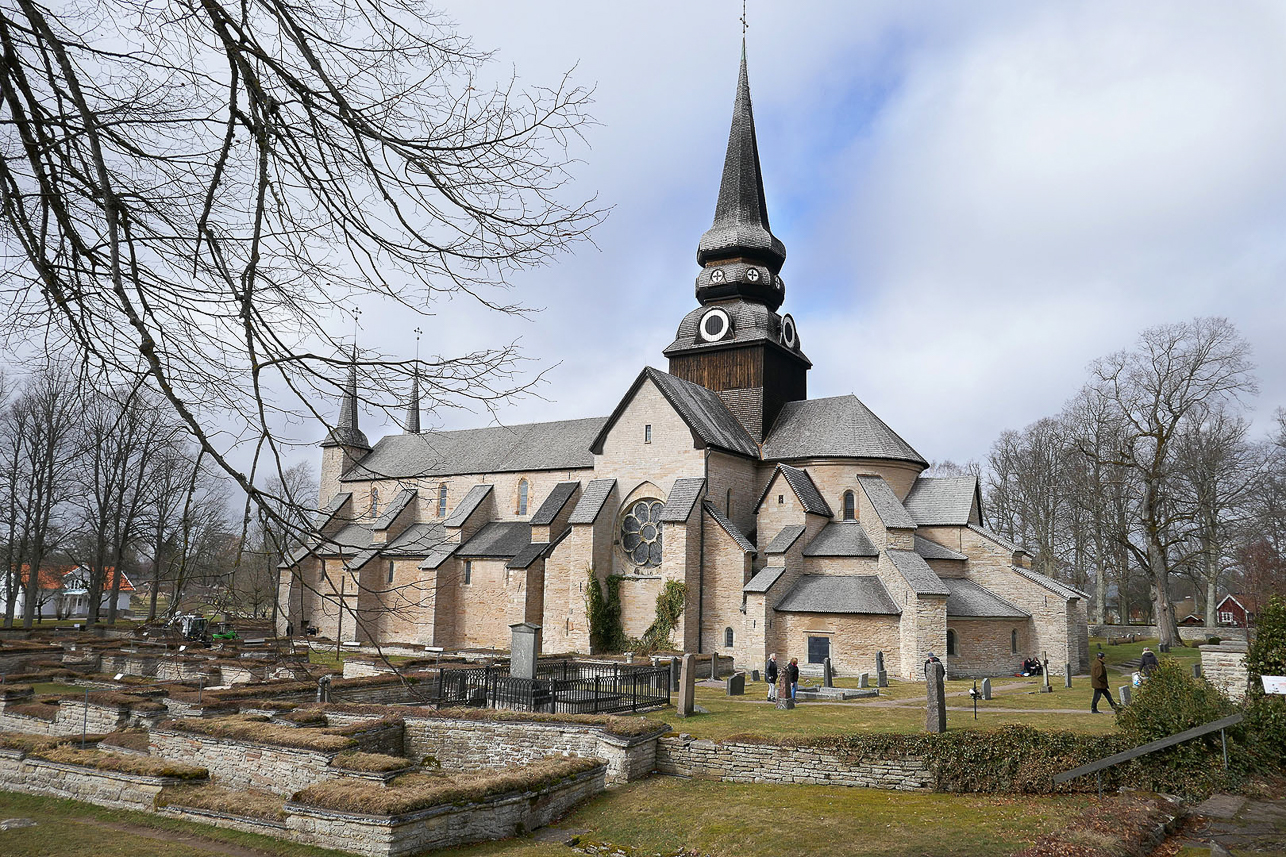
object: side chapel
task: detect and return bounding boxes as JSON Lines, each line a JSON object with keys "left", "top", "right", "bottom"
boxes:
{"left": 279, "top": 51, "right": 1090, "bottom": 680}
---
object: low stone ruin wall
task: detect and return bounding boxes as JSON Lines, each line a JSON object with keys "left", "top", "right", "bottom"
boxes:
{"left": 0, "top": 747, "right": 197, "bottom": 811}
{"left": 1090, "top": 624, "right": 1245, "bottom": 643}
{"left": 1201, "top": 642, "right": 1250, "bottom": 701}
{"left": 0, "top": 696, "right": 141, "bottom": 737}
{"left": 655, "top": 735, "right": 931, "bottom": 790}
{"left": 402, "top": 715, "right": 662, "bottom": 785}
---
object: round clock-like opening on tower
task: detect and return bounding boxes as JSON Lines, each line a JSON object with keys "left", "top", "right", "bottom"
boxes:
{"left": 781, "top": 313, "right": 798, "bottom": 348}
{"left": 699, "top": 307, "right": 732, "bottom": 342}
{"left": 709, "top": 268, "right": 726, "bottom": 283}
{"left": 746, "top": 267, "right": 761, "bottom": 282}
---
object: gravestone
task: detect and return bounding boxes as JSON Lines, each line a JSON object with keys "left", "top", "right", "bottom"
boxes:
{"left": 1064, "top": 665, "right": 1072, "bottom": 689}
{"left": 508, "top": 622, "right": 541, "bottom": 681}
{"left": 710, "top": 653, "right": 719, "bottom": 680}
{"left": 877, "top": 671, "right": 888, "bottom": 688}
{"left": 1192, "top": 664, "right": 1202, "bottom": 678}
{"left": 669, "top": 658, "right": 680, "bottom": 692}
{"left": 823, "top": 657, "right": 834, "bottom": 688}
{"left": 925, "top": 660, "right": 946, "bottom": 733}
{"left": 1040, "top": 656, "right": 1053, "bottom": 693}
{"left": 775, "top": 667, "right": 794, "bottom": 710}
{"left": 752, "top": 669, "right": 760, "bottom": 682}
{"left": 981, "top": 677, "right": 992, "bottom": 700}
{"left": 677, "top": 654, "right": 696, "bottom": 717}
{"left": 876, "top": 651, "right": 885, "bottom": 673}
{"left": 1119, "top": 684, "right": 1131, "bottom": 706}
{"left": 858, "top": 672, "right": 869, "bottom": 689}
{"left": 316, "top": 675, "right": 332, "bottom": 703}
{"left": 726, "top": 672, "right": 745, "bottom": 696}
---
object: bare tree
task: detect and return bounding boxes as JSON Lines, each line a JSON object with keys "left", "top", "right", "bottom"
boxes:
{"left": 0, "top": 0, "right": 603, "bottom": 539}
{"left": 1083, "top": 318, "right": 1256, "bottom": 647}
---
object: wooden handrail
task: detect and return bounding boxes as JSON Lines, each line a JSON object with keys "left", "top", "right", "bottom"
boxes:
{"left": 1053, "top": 713, "right": 1244, "bottom": 784}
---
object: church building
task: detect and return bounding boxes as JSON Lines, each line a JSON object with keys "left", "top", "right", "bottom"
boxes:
{"left": 279, "top": 52, "right": 1090, "bottom": 681}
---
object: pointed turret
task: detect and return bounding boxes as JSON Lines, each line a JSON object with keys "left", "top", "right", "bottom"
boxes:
{"left": 405, "top": 367, "right": 421, "bottom": 434}
{"left": 695, "top": 45, "right": 787, "bottom": 310}
{"left": 322, "top": 346, "right": 371, "bottom": 451}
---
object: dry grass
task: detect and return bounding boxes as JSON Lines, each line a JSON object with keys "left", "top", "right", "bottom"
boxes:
{"left": 329, "top": 751, "right": 414, "bottom": 773}
{"left": 159, "top": 783, "right": 287, "bottom": 821}
{"left": 34, "top": 745, "right": 207, "bottom": 779}
{"left": 0, "top": 683, "right": 35, "bottom": 698}
{"left": 293, "top": 755, "right": 603, "bottom": 815}
{"left": 160, "top": 714, "right": 357, "bottom": 753}
{"left": 98, "top": 728, "right": 151, "bottom": 752}
{"left": 276, "top": 708, "right": 328, "bottom": 727}
{"left": 419, "top": 706, "right": 667, "bottom": 738}
{"left": 5, "top": 701, "right": 59, "bottom": 720}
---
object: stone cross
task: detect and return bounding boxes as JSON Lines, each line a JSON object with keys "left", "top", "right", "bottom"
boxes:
{"left": 925, "top": 660, "right": 946, "bottom": 733}
{"left": 981, "top": 677, "right": 992, "bottom": 700}
{"left": 858, "top": 672, "right": 869, "bottom": 689}
{"left": 823, "top": 657, "right": 834, "bottom": 688}
{"left": 876, "top": 651, "right": 885, "bottom": 673}
{"left": 677, "top": 654, "right": 696, "bottom": 717}
{"left": 775, "top": 668, "right": 794, "bottom": 710}
{"left": 1040, "top": 655, "right": 1053, "bottom": 693}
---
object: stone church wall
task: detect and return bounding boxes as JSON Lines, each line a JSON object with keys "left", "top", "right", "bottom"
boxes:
{"left": 699, "top": 510, "right": 754, "bottom": 661}
{"left": 947, "top": 618, "right": 1031, "bottom": 678}
{"left": 771, "top": 613, "right": 901, "bottom": 677}
{"left": 706, "top": 450, "right": 760, "bottom": 540}
{"left": 593, "top": 380, "right": 704, "bottom": 507}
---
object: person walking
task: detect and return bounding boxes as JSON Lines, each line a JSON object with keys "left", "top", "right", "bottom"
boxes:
{"left": 1090, "top": 652, "right": 1119, "bottom": 713}
{"left": 787, "top": 657, "right": 800, "bottom": 700}
{"left": 765, "top": 653, "right": 778, "bottom": 701}
{"left": 1139, "top": 647, "right": 1159, "bottom": 677}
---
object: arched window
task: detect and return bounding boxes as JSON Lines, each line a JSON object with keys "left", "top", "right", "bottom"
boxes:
{"left": 946, "top": 629, "right": 959, "bottom": 657}
{"left": 463, "top": 560, "right": 472, "bottom": 585}
{"left": 437, "top": 484, "right": 447, "bottom": 517}
{"left": 1011, "top": 629, "right": 1018, "bottom": 654}
{"left": 724, "top": 627, "right": 734, "bottom": 647}
{"left": 621, "top": 499, "right": 664, "bottom": 569}
{"left": 369, "top": 487, "right": 380, "bottom": 517}
{"left": 517, "top": 479, "right": 529, "bottom": 515}
{"left": 842, "top": 491, "right": 856, "bottom": 520}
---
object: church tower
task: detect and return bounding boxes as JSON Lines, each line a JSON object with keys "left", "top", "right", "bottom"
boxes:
{"left": 319, "top": 347, "right": 371, "bottom": 507}
{"left": 664, "top": 47, "right": 810, "bottom": 442}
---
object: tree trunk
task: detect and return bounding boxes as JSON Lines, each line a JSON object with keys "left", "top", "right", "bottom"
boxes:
{"left": 1204, "top": 542, "right": 1219, "bottom": 630}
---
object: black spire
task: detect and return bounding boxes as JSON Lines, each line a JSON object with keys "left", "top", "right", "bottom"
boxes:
{"left": 322, "top": 346, "right": 371, "bottom": 450}
{"left": 404, "top": 366, "right": 420, "bottom": 434}
{"left": 697, "top": 44, "right": 786, "bottom": 274}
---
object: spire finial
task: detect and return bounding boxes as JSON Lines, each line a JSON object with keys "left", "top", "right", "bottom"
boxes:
{"left": 406, "top": 327, "right": 422, "bottom": 434}
{"left": 740, "top": 0, "right": 747, "bottom": 37}
{"left": 321, "top": 313, "right": 371, "bottom": 450}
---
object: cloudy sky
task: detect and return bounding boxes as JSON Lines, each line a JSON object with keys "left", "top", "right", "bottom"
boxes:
{"left": 344, "top": 1, "right": 1286, "bottom": 466}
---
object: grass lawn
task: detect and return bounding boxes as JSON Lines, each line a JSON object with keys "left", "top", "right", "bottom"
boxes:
{"left": 0, "top": 791, "right": 349, "bottom": 857}
{"left": 432, "top": 777, "right": 1091, "bottom": 857}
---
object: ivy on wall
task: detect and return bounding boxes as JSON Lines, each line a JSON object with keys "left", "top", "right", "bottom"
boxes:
{"left": 585, "top": 570, "right": 626, "bottom": 653}
{"left": 640, "top": 580, "right": 686, "bottom": 653}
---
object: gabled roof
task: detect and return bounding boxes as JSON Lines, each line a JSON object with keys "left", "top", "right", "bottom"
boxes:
{"left": 659, "top": 477, "right": 707, "bottom": 523}
{"left": 444, "top": 484, "right": 492, "bottom": 528}
{"left": 904, "top": 477, "right": 980, "bottom": 526}
{"left": 456, "top": 522, "right": 531, "bottom": 559}
{"left": 1008, "top": 564, "right": 1087, "bottom": 601}
{"left": 762, "top": 395, "right": 927, "bottom": 467}
{"left": 589, "top": 368, "right": 759, "bottom": 459}
{"left": 373, "top": 488, "right": 416, "bottom": 530}
{"left": 803, "top": 522, "right": 879, "bottom": 558}
{"left": 1218, "top": 594, "right": 1260, "bottom": 613}
{"left": 507, "top": 542, "right": 550, "bottom": 570}
{"left": 775, "top": 575, "right": 900, "bottom": 615}
{"left": 914, "top": 535, "right": 967, "bottom": 562}
{"left": 944, "top": 579, "right": 1029, "bottom": 619}
{"left": 968, "top": 524, "right": 1032, "bottom": 558}
{"left": 764, "top": 524, "right": 806, "bottom": 555}
{"left": 857, "top": 475, "right": 917, "bottom": 530}
{"left": 754, "top": 463, "right": 831, "bottom": 517}
{"left": 568, "top": 478, "right": 616, "bottom": 525}
{"left": 743, "top": 566, "right": 786, "bottom": 593}
{"left": 384, "top": 522, "right": 446, "bottom": 555}
{"left": 886, "top": 549, "right": 950, "bottom": 596}
{"left": 419, "top": 543, "right": 458, "bottom": 570}
{"left": 313, "top": 492, "right": 351, "bottom": 529}
{"left": 341, "top": 417, "right": 605, "bottom": 481}
{"left": 531, "top": 482, "right": 580, "bottom": 527}
{"left": 703, "top": 502, "right": 755, "bottom": 553}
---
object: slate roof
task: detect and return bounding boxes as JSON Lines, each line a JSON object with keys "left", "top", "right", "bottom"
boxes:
{"left": 384, "top": 522, "right": 446, "bottom": 555}
{"left": 568, "top": 478, "right": 616, "bottom": 525}
{"left": 659, "top": 477, "right": 707, "bottom": 523}
{"left": 775, "top": 575, "right": 900, "bottom": 615}
{"left": 507, "top": 542, "right": 549, "bottom": 570}
{"left": 1009, "top": 564, "right": 1088, "bottom": 601}
{"left": 803, "top": 522, "right": 879, "bottom": 557}
{"left": 313, "top": 492, "right": 351, "bottom": 529}
{"left": 531, "top": 482, "right": 579, "bottom": 526}
{"left": 764, "top": 524, "right": 806, "bottom": 555}
{"left": 762, "top": 395, "right": 928, "bottom": 467}
{"left": 944, "top": 579, "right": 1029, "bottom": 619}
{"left": 886, "top": 549, "right": 951, "bottom": 596}
{"left": 778, "top": 464, "right": 832, "bottom": 516}
{"left": 664, "top": 300, "right": 810, "bottom": 362}
{"left": 456, "top": 522, "right": 531, "bottom": 559}
{"left": 968, "top": 524, "right": 1031, "bottom": 557}
{"left": 340, "top": 417, "right": 605, "bottom": 481}
{"left": 419, "top": 543, "right": 458, "bottom": 570}
{"left": 743, "top": 566, "right": 786, "bottom": 593}
{"left": 914, "top": 535, "right": 967, "bottom": 562}
{"left": 857, "top": 475, "right": 917, "bottom": 530}
{"left": 590, "top": 368, "right": 759, "bottom": 459}
{"left": 904, "top": 477, "right": 979, "bottom": 526}
{"left": 703, "top": 502, "right": 755, "bottom": 553}
{"left": 373, "top": 488, "right": 416, "bottom": 530}
{"left": 444, "top": 484, "right": 492, "bottom": 528}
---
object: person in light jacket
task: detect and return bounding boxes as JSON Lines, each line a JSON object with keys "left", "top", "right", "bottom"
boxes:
{"left": 765, "top": 653, "right": 778, "bottom": 701}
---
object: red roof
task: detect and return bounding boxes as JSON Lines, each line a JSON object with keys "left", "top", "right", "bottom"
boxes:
{"left": 14, "top": 564, "right": 134, "bottom": 592}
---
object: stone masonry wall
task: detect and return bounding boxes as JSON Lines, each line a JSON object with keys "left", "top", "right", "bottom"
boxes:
{"left": 0, "top": 698, "right": 127, "bottom": 737}
{"left": 1201, "top": 642, "right": 1250, "bottom": 701}
{"left": 149, "top": 729, "right": 339, "bottom": 796}
{"left": 0, "top": 748, "right": 188, "bottom": 811}
{"left": 655, "top": 736, "right": 930, "bottom": 790}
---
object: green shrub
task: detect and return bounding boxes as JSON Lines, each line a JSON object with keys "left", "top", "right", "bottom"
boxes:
{"left": 1207, "top": 636, "right": 1222, "bottom": 645}
{"left": 1117, "top": 658, "right": 1238, "bottom": 744}
{"left": 1244, "top": 594, "right": 1286, "bottom": 771}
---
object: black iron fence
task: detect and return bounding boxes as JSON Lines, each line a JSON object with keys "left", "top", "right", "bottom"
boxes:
{"left": 430, "top": 661, "right": 669, "bottom": 714}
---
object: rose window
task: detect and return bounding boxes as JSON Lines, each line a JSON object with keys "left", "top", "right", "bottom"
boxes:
{"left": 621, "top": 500, "right": 664, "bottom": 568}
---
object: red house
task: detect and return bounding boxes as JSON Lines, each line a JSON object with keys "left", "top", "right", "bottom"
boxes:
{"left": 1215, "top": 594, "right": 1259, "bottom": 628}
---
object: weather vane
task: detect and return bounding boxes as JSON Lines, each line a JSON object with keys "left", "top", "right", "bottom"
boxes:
{"left": 413, "top": 326, "right": 423, "bottom": 362}
{"left": 349, "top": 305, "right": 362, "bottom": 346}
{"left": 741, "top": 0, "right": 748, "bottom": 36}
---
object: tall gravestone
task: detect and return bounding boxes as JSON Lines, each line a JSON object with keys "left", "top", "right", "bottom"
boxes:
{"left": 823, "top": 657, "right": 834, "bottom": 688}
{"left": 876, "top": 651, "right": 888, "bottom": 687}
{"left": 925, "top": 660, "right": 946, "bottom": 733}
{"left": 509, "top": 622, "right": 541, "bottom": 680}
{"left": 1040, "top": 655, "right": 1053, "bottom": 693}
{"left": 677, "top": 654, "right": 696, "bottom": 717}
{"left": 981, "top": 677, "right": 992, "bottom": 700}
{"left": 669, "top": 657, "right": 680, "bottom": 692}
{"left": 710, "top": 653, "right": 719, "bottom": 680}
{"left": 1064, "top": 665, "right": 1072, "bottom": 689}
{"left": 775, "top": 668, "right": 794, "bottom": 710}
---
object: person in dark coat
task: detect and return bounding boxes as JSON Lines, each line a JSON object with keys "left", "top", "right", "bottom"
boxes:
{"left": 1090, "top": 652, "right": 1119, "bottom": 713}
{"left": 765, "top": 653, "right": 778, "bottom": 701}
{"left": 1139, "top": 647, "right": 1160, "bottom": 677}
{"left": 787, "top": 657, "right": 800, "bottom": 700}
